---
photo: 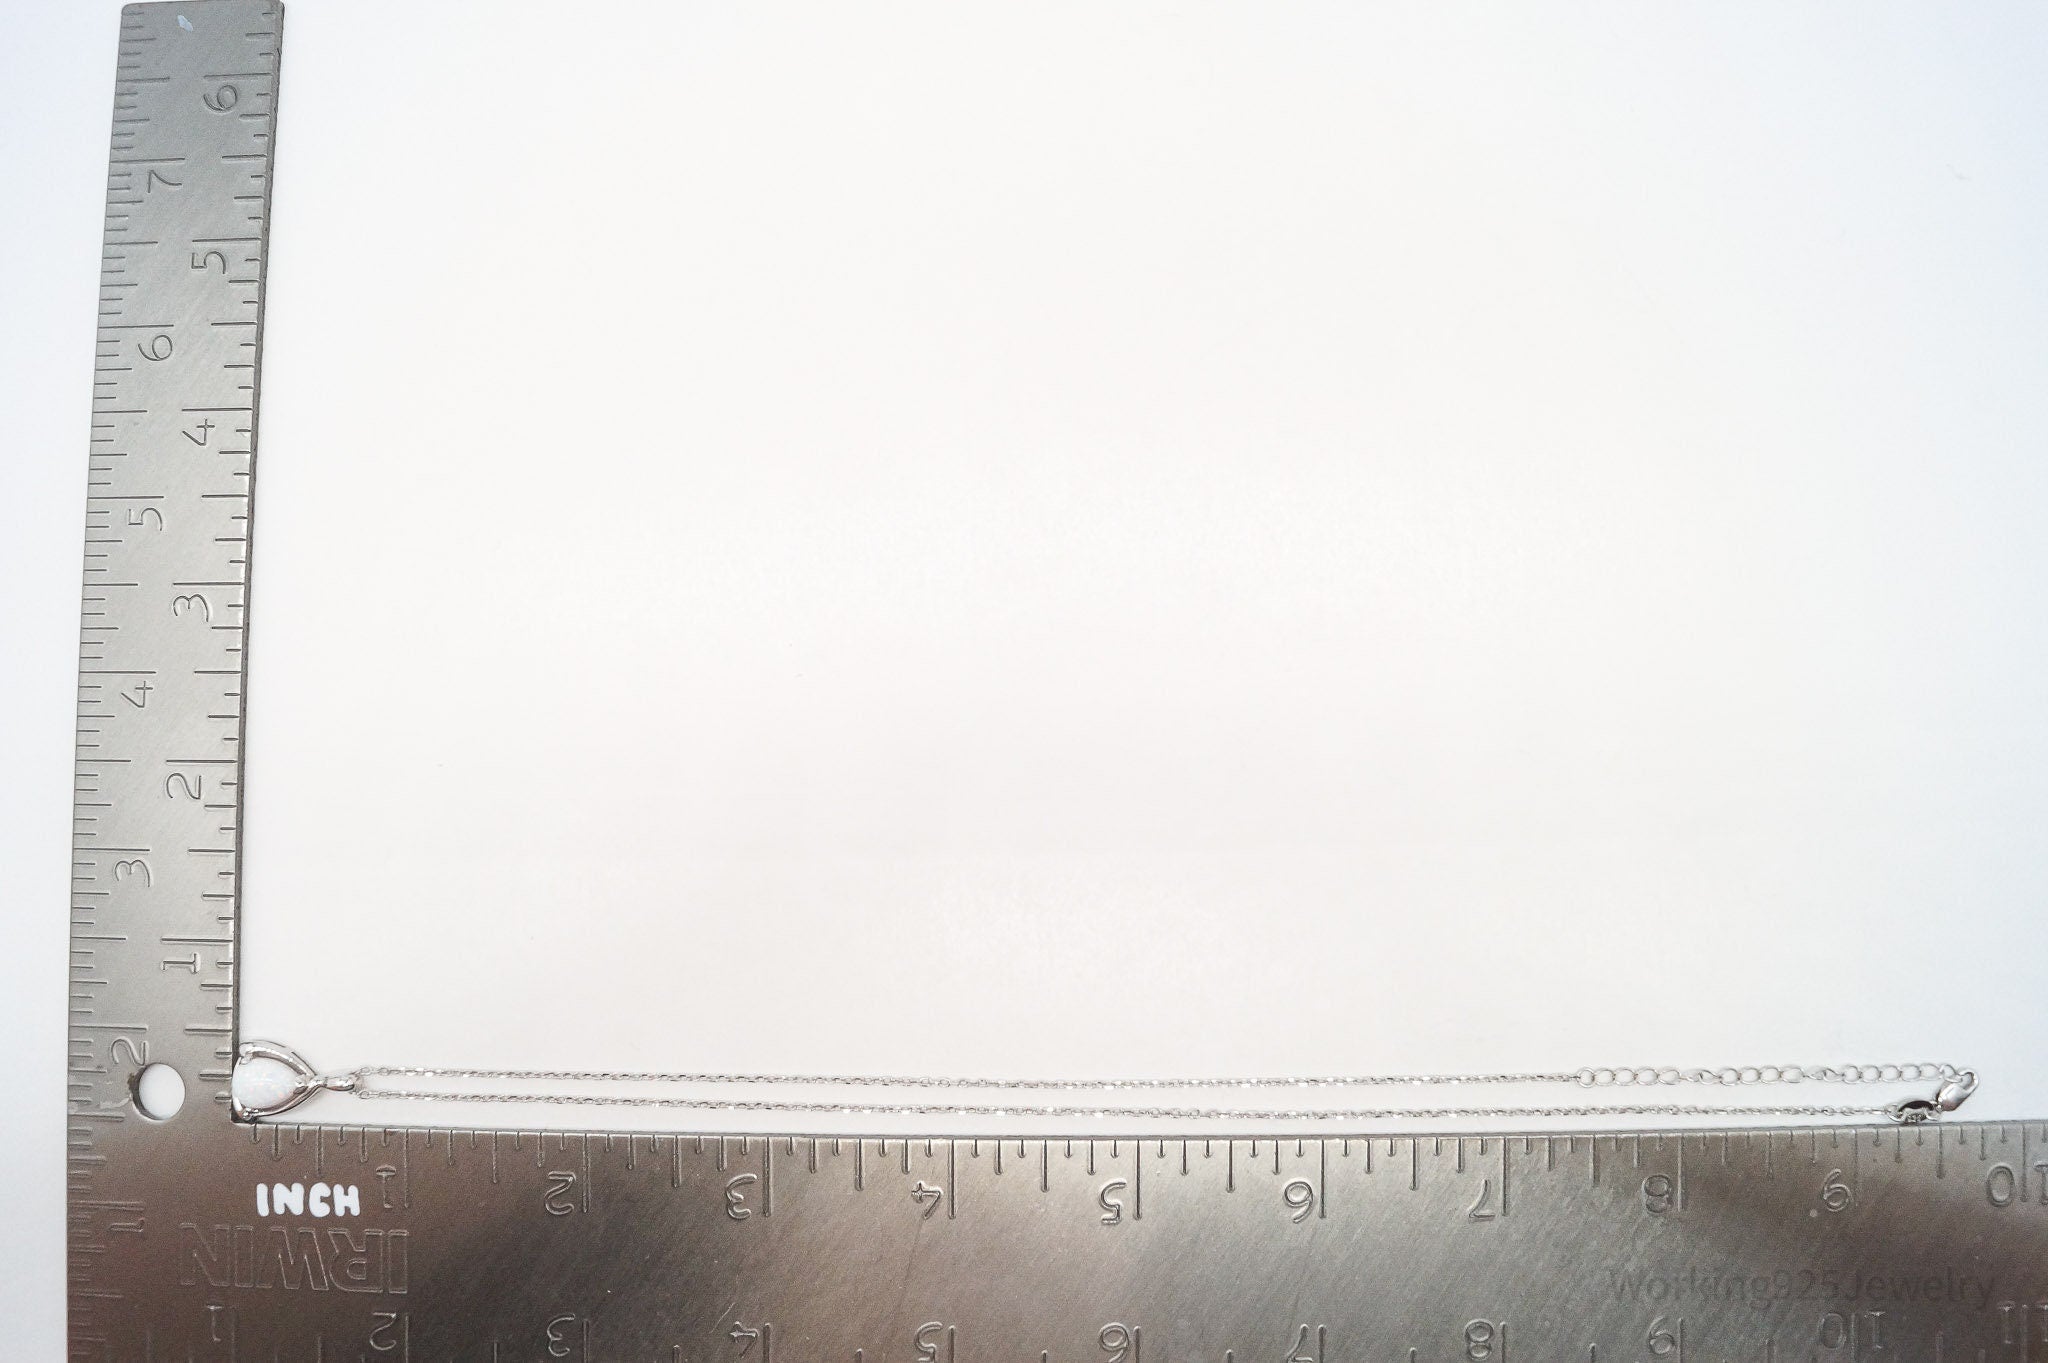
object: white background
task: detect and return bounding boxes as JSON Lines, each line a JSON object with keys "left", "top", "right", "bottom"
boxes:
{"left": 5, "top": 0, "right": 2047, "bottom": 1352}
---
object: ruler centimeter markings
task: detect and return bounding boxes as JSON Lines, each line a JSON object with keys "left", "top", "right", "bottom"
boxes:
{"left": 66, "top": 6, "right": 2048, "bottom": 1362}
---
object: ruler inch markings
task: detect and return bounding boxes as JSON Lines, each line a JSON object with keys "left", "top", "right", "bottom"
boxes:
{"left": 68, "top": 3, "right": 283, "bottom": 1359}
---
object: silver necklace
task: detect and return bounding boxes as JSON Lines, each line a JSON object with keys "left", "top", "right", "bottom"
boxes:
{"left": 231, "top": 1040, "right": 1979, "bottom": 1125}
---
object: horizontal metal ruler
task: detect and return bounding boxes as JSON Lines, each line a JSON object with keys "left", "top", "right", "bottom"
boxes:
{"left": 67, "top": 4, "right": 2048, "bottom": 1361}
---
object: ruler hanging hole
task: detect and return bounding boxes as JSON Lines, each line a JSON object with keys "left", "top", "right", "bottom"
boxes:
{"left": 133, "top": 1063, "right": 186, "bottom": 1121}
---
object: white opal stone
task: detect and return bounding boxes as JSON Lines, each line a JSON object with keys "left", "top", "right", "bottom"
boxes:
{"left": 231, "top": 1056, "right": 299, "bottom": 1115}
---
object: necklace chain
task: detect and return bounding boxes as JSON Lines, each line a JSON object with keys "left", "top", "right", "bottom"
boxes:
{"left": 358, "top": 1061, "right": 1955, "bottom": 1090}
{"left": 230, "top": 1042, "right": 1979, "bottom": 1126}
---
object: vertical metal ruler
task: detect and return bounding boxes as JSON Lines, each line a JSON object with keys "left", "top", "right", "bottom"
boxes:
{"left": 71, "top": 1, "right": 281, "bottom": 1356}
{"left": 67, "top": 5, "right": 2048, "bottom": 1361}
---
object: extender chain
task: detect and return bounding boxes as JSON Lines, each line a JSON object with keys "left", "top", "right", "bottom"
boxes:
{"left": 230, "top": 1041, "right": 1981, "bottom": 1125}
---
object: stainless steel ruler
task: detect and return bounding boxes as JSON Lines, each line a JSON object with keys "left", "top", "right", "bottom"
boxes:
{"left": 67, "top": 5, "right": 2048, "bottom": 1361}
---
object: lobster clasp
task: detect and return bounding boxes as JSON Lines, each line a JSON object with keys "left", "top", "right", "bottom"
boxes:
{"left": 1936, "top": 1069, "right": 1979, "bottom": 1113}
{"left": 1888, "top": 1070, "right": 1978, "bottom": 1126}
{"left": 231, "top": 1040, "right": 356, "bottom": 1121}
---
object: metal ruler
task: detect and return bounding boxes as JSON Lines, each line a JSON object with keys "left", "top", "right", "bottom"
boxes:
{"left": 66, "top": 5, "right": 2048, "bottom": 1360}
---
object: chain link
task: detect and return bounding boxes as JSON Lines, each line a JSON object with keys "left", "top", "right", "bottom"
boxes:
{"left": 1571, "top": 1063, "right": 1957, "bottom": 1088}
{"left": 308, "top": 1060, "right": 1970, "bottom": 1124}
{"left": 350, "top": 1061, "right": 1960, "bottom": 1092}
{"left": 232, "top": 1040, "right": 1976, "bottom": 1123}
{"left": 340, "top": 1089, "right": 1912, "bottom": 1122}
